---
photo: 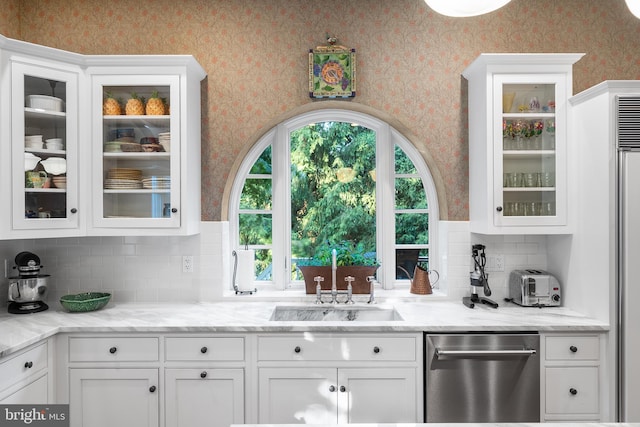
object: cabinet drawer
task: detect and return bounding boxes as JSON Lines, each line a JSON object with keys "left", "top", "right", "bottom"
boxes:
{"left": 545, "top": 366, "right": 599, "bottom": 414}
{"left": 165, "top": 337, "right": 244, "bottom": 361}
{"left": 0, "top": 343, "right": 48, "bottom": 392}
{"left": 69, "top": 337, "right": 159, "bottom": 362}
{"left": 258, "top": 335, "right": 416, "bottom": 361}
{"left": 545, "top": 335, "right": 599, "bottom": 361}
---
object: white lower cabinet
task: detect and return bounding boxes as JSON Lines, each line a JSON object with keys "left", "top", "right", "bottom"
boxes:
{"left": 165, "top": 368, "right": 244, "bottom": 427}
{"left": 541, "top": 333, "right": 602, "bottom": 421}
{"left": 257, "top": 333, "right": 422, "bottom": 424}
{"left": 0, "top": 340, "right": 49, "bottom": 404}
{"left": 258, "top": 367, "right": 416, "bottom": 424}
{"left": 69, "top": 368, "right": 159, "bottom": 427}
{"left": 61, "top": 333, "right": 245, "bottom": 427}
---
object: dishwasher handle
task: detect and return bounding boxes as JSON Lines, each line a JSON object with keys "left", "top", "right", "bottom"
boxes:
{"left": 434, "top": 348, "right": 537, "bottom": 358}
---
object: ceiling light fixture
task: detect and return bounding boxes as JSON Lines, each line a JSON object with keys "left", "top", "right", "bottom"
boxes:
{"left": 626, "top": 0, "right": 640, "bottom": 19}
{"left": 424, "top": 0, "right": 512, "bottom": 17}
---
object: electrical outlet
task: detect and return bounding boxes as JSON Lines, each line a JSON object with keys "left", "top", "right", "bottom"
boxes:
{"left": 182, "top": 256, "right": 194, "bottom": 273}
{"left": 485, "top": 254, "right": 505, "bottom": 272}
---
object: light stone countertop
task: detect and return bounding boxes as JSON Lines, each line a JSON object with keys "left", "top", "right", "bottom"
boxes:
{"left": 0, "top": 300, "right": 609, "bottom": 358}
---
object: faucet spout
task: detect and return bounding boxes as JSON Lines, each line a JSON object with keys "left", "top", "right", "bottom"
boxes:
{"left": 331, "top": 249, "right": 338, "bottom": 303}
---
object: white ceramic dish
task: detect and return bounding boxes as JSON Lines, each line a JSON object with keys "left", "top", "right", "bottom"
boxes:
{"left": 24, "top": 152, "right": 41, "bottom": 171}
{"left": 40, "top": 157, "right": 66, "bottom": 175}
{"left": 25, "top": 95, "right": 65, "bottom": 112}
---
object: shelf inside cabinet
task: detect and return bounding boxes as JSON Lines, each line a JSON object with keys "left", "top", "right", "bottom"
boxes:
{"left": 104, "top": 189, "right": 170, "bottom": 194}
{"left": 25, "top": 188, "right": 66, "bottom": 194}
{"left": 503, "top": 150, "right": 555, "bottom": 159}
{"left": 24, "top": 108, "right": 66, "bottom": 128}
{"left": 503, "top": 187, "right": 555, "bottom": 192}
{"left": 503, "top": 112, "right": 555, "bottom": 119}
{"left": 25, "top": 148, "right": 66, "bottom": 156}
{"left": 103, "top": 152, "right": 170, "bottom": 160}
{"left": 103, "top": 115, "right": 170, "bottom": 123}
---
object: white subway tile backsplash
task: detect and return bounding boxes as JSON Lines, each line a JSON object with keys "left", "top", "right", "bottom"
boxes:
{"left": 0, "top": 221, "right": 549, "bottom": 307}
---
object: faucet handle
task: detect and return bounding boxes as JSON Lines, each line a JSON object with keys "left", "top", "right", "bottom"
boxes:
{"left": 366, "top": 276, "right": 377, "bottom": 304}
{"left": 314, "top": 276, "right": 325, "bottom": 304}
{"left": 344, "top": 276, "right": 355, "bottom": 304}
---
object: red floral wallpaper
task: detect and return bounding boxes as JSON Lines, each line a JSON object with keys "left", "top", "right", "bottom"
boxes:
{"left": 2, "top": 0, "right": 640, "bottom": 221}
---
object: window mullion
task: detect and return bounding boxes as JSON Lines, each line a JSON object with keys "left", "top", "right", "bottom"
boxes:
{"left": 377, "top": 124, "right": 395, "bottom": 290}
{"left": 271, "top": 124, "right": 289, "bottom": 290}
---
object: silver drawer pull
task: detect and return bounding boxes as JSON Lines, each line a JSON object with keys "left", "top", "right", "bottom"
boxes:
{"left": 435, "top": 348, "right": 537, "bottom": 358}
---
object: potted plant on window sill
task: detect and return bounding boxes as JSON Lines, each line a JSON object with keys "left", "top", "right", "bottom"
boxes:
{"left": 297, "top": 241, "right": 379, "bottom": 294}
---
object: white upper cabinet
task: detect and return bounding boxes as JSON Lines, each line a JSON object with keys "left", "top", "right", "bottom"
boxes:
{"left": 10, "top": 59, "right": 81, "bottom": 236}
{"left": 463, "top": 53, "right": 583, "bottom": 234}
{"left": 0, "top": 35, "right": 205, "bottom": 239}
{"left": 86, "top": 57, "right": 204, "bottom": 236}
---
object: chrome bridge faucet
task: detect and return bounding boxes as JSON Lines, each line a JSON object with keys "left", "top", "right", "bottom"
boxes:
{"left": 314, "top": 276, "right": 355, "bottom": 304}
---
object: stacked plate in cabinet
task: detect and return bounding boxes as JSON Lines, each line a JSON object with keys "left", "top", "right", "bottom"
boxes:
{"left": 105, "top": 168, "right": 142, "bottom": 189}
{"left": 158, "top": 132, "right": 171, "bottom": 153}
{"left": 141, "top": 176, "right": 170, "bottom": 189}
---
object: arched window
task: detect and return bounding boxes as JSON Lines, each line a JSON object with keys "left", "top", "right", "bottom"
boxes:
{"left": 228, "top": 109, "right": 439, "bottom": 291}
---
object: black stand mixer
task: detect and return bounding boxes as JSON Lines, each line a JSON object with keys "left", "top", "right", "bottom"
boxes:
{"left": 463, "top": 244, "right": 498, "bottom": 309}
{"left": 7, "top": 251, "right": 50, "bottom": 314}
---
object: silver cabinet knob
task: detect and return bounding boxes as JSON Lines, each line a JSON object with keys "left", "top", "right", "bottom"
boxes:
{"left": 200, "top": 371, "right": 207, "bottom": 379}
{"left": 340, "top": 385, "right": 346, "bottom": 392}
{"left": 329, "top": 385, "right": 336, "bottom": 392}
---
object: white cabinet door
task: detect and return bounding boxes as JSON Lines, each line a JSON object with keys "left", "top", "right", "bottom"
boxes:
{"left": 545, "top": 366, "right": 599, "bottom": 416}
{"left": 338, "top": 367, "right": 417, "bottom": 424}
{"left": 258, "top": 367, "right": 418, "bottom": 424}
{"left": 9, "top": 59, "right": 80, "bottom": 236}
{"left": 0, "top": 374, "right": 48, "bottom": 404}
{"left": 258, "top": 367, "right": 336, "bottom": 424}
{"left": 165, "top": 368, "right": 244, "bottom": 427}
{"left": 90, "top": 74, "right": 181, "bottom": 230}
{"left": 69, "top": 368, "right": 159, "bottom": 427}
{"left": 462, "top": 53, "right": 583, "bottom": 234}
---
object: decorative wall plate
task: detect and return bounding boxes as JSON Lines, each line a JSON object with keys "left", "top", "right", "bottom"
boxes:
{"left": 309, "top": 37, "right": 356, "bottom": 99}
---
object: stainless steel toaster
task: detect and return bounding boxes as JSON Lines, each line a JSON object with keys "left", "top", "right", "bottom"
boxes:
{"left": 508, "top": 269, "right": 561, "bottom": 307}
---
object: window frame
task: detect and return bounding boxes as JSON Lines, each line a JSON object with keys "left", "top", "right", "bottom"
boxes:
{"left": 228, "top": 109, "right": 439, "bottom": 291}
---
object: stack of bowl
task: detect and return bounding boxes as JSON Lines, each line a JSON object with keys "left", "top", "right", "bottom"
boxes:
{"left": 52, "top": 176, "right": 66, "bottom": 189}
{"left": 25, "top": 135, "right": 43, "bottom": 150}
{"left": 45, "top": 138, "right": 64, "bottom": 150}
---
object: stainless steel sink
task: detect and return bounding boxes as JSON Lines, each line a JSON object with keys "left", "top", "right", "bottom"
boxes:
{"left": 270, "top": 305, "right": 403, "bottom": 321}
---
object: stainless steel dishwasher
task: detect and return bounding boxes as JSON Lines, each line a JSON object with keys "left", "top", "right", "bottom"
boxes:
{"left": 425, "top": 333, "right": 540, "bottom": 422}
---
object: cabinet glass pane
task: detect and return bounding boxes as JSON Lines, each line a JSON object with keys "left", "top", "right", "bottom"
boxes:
{"left": 101, "top": 85, "right": 171, "bottom": 219}
{"left": 502, "top": 83, "right": 556, "bottom": 218}
{"left": 23, "top": 75, "right": 68, "bottom": 220}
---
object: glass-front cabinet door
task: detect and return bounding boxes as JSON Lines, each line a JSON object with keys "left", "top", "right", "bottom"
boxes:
{"left": 91, "top": 75, "right": 179, "bottom": 229}
{"left": 11, "top": 60, "right": 79, "bottom": 232}
{"left": 463, "top": 53, "right": 582, "bottom": 235}
{"left": 494, "top": 74, "right": 567, "bottom": 228}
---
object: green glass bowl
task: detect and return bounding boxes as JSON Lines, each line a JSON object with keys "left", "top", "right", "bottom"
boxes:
{"left": 60, "top": 292, "right": 111, "bottom": 312}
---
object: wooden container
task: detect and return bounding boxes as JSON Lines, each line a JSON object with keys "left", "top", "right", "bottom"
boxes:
{"left": 299, "top": 265, "right": 378, "bottom": 294}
